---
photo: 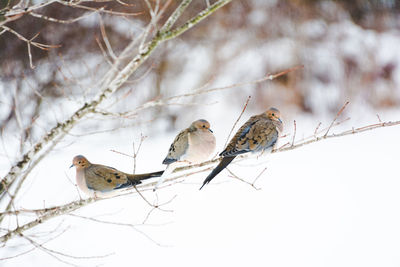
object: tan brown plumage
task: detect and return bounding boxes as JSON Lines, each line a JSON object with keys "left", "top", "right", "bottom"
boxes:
{"left": 163, "top": 129, "right": 190, "bottom": 164}
{"left": 70, "top": 155, "right": 163, "bottom": 198}
{"left": 155, "top": 119, "right": 216, "bottom": 191}
{"left": 200, "top": 108, "right": 283, "bottom": 189}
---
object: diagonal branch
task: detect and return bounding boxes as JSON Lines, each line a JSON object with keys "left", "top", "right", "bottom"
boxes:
{"left": 159, "top": 0, "right": 193, "bottom": 33}
{"left": 278, "top": 120, "right": 400, "bottom": 153}
{"left": 0, "top": 0, "right": 235, "bottom": 198}
{"left": 161, "top": 0, "right": 233, "bottom": 41}
{"left": 0, "top": 198, "right": 96, "bottom": 243}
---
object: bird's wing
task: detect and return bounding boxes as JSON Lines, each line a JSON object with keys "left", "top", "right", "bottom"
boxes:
{"left": 85, "top": 165, "right": 131, "bottom": 192}
{"left": 220, "top": 115, "right": 259, "bottom": 157}
{"left": 162, "top": 129, "right": 189, "bottom": 164}
{"left": 220, "top": 116, "right": 279, "bottom": 157}
{"left": 258, "top": 122, "right": 279, "bottom": 149}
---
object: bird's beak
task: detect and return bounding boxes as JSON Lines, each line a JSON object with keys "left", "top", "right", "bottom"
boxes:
{"left": 69, "top": 164, "right": 74, "bottom": 168}
{"left": 209, "top": 128, "right": 213, "bottom": 133}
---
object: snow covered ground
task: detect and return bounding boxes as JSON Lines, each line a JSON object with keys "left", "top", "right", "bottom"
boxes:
{"left": 2, "top": 106, "right": 400, "bottom": 267}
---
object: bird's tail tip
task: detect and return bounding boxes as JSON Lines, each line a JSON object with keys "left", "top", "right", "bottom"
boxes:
{"left": 199, "top": 183, "right": 206, "bottom": 190}
{"left": 199, "top": 177, "right": 211, "bottom": 190}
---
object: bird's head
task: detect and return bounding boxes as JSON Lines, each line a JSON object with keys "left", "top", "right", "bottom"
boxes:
{"left": 70, "top": 155, "right": 90, "bottom": 169}
{"left": 266, "top": 107, "right": 282, "bottom": 123}
{"left": 192, "top": 119, "right": 213, "bottom": 133}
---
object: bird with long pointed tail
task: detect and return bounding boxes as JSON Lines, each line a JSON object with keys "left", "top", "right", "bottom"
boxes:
{"left": 70, "top": 155, "right": 164, "bottom": 198}
{"left": 200, "top": 107, "right": 283, "bottom": 190}
{"left": 154, "top": 119, "right": 216, "bottom": 191}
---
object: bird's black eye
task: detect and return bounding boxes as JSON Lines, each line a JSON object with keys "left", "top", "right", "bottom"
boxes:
{"left": 78, "top": 161, "right": 81, "bottom": 164}
{"left": 272, "top": 113, "right": 275, "bottom": 116}
{"left": 202, "top": 125, "right": 205, "bottom": 128}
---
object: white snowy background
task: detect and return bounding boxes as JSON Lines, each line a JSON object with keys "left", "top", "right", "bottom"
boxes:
{"left": 1, "top": 0, "right": 400, "bottom": 266}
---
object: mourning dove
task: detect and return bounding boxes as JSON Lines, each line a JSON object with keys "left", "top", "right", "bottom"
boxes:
{"left": 154, "top": 119, "right": 216, "bottom": 191}
{"left": 200, "top": 107, "right": 283, "bottom": 189}
{"left": 70, "top": 155, "right": 164, "bottom": 198}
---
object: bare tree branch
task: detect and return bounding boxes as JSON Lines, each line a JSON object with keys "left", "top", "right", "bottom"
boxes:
{"left": 0, "top": 0, "right": 235, "bottom": 198}
{"left": 324, "top": 101, "right": 349, "bottom": 137}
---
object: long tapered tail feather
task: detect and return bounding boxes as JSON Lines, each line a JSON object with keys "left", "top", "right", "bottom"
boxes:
{"left": 200, "top": 156, "right": 235, "bottom": 190}
{"left": 128, "top": 170, "right": 164, "bottom": 185}
{"left": 153, "top": 164, "right": 175, "bottom": 191}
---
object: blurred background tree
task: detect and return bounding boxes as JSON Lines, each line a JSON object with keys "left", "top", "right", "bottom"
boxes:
{"left": 1, "top": 0, "right": 399, "bottom": 151}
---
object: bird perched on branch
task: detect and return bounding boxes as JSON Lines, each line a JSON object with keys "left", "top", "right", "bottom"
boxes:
{"left": 70, "top": 155, "right": 164, "bottom": 198}
{"left": 200, "top": 107, "right": 283, "bottom": 190}
{"left": 154, "top": 119, "right": 216, "bottom": 191}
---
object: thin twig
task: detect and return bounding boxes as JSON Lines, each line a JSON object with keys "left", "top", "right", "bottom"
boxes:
{"left": 99, "top": 15, "right": 117, "bottom": 60}
{"left": 266, "top": 65, "right": 304, "bottom": 80}
{"left": 291, "top": 120, "right": 296, "bottom": 146}
{"left": 280, "top": 120, "right": 400, "bottom": 153}
{"left": 128, "top": 66, "right": 303, "bottom": 117}
{"left": 67, "top": 214, "right": 165, "bottom": 247}
{"left": 0, "top": 245, "right": 36, "bottom": 260}
{"left": 23, "top": 234, "right": 112, "bottom": 260}
{"left": 324, "top": 101, "right": 349, "bottom": 137}
{"left": 95, "top": 36, "right": 114, "bottom": 67}
{"left": 296, "top": 117, "right": 350, "bottom": 145}
{"left": 109, "top": 149, "right": 134, "bottom": 159}
{"left": 58, "top": 1, "right": 143, "bottom": 17}
{"left": 160, "top": 0, "right": 192, "bottom": 33}
{"left": 314, "top": 122, "right": 322, "bottom": 137}
{"left": 22, "top": 235, "right": 84, "bottom": 267}
{"left": 1, "top": 25, "right": 60, "bottom": 50}
{"left": 132, "top": 134, "right": 147, "bottom": 174}
{"left": 142, "top": 207, "right": 157, "bottom": 224}
{"left": 27, "top": 41, "right": 34, "bottom": 69}
{"left": 224, "top": 96, "right": 251, "bottom": 148}
{"left": 133, "top": 186, "right": 173, "bottom": 212}
{"left": 252, "top": 167, "right": 268, "bottom": 187}
{"left": 29, "top": 9, "right": 101, "bottom": 24}
{"left": 226, "top": 169, "right": 261, "bottom": 190}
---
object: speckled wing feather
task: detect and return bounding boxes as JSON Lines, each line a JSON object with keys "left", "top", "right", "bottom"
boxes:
{"left": 85, "top": 164, "right": 133, "bottom": 192}
{"left": 201, "top": 109, "right": 282, "bottom": 190}
{"left": 220, "top": 115, "right": 279, "bottom": 157}
{"left": 163, "top": 129, "right": 189, "bottom": 164}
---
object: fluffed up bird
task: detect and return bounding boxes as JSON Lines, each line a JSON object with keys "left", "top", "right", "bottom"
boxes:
{"left": 70, "top": 155, "right": 164, "bottom": 198}
{"left": 200, "top": 107, "right": 283, "bottom": 190}
{"left": 154, "top": 119, "right": 216, "bottom": 191}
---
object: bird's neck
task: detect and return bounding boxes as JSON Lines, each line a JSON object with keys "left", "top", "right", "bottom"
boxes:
{"left": 272, "top": 120, "right": 283, "bottom": 132}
